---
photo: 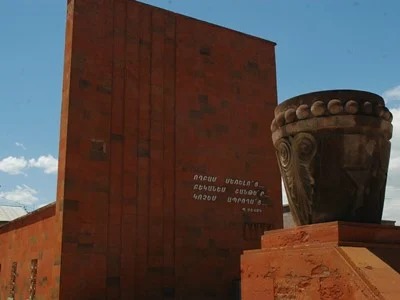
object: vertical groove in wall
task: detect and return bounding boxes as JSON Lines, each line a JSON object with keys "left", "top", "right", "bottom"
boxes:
{"left": 122, "top": 1, "right": 139, "bottom": 298}
{"left": 106, "top": 4, "right": 113, "bottom": 299}
{"left": 146, "top": 9, "right": 153, "bottom": 269}
{"left": 173, "top": 12, "right": 177, "bottom": 283}
{"left": 148, "top": 9, "right": 165, "bottom": 284}
{"left": 134, "top": 4, "right": 142, "bottom": 297}
{"left": 120, "top": 6, "right": 128, "bottom": 280}
{"left": 162, "top": 11, "right": 177, "bottom": 291}
{"left": 107, "top": 0, "right": 126, "bottom": 298}
{"left": 136, "top": 5, "right": 152, "bottom": 297}
{"left": 105, "top": 0, "right": 115, "bottom": 288}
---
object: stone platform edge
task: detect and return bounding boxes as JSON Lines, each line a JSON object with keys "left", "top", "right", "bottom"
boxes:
{"left": 245, "top": 221, "right": 400, "bottom": 252}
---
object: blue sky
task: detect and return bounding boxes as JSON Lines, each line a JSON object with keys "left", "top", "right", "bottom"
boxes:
{"left": 0, "top": 0, "right": 399, "bottom": 220}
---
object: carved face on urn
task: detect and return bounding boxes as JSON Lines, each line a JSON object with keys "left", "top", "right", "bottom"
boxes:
{"left": 271, "top": 90, "right": 393, "bottom": 225}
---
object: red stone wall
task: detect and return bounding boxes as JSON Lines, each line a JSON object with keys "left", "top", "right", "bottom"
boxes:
{"left": 0, "top": 204, "right": 59, "bottom": 300}
{"left": 57, "top": 0, "right": 281, "bottom": 299}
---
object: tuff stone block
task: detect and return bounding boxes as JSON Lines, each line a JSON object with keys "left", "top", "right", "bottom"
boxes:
{"left": 241, "top": 222, "right": 400, "bottom": 299}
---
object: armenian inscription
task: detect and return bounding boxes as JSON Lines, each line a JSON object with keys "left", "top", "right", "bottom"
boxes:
{"left": 192, "top": 174, "right": 270, "bottom": 213}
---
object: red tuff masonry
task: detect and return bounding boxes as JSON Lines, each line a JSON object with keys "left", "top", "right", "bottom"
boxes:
{"left": 241, "top": 222, "right": 400, "bottom": 299}
{"left": 0, "top": 1, "right": 281, "bottom": 299}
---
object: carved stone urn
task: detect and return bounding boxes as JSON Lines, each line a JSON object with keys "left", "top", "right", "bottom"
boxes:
{"left": 271, "top": 90, "right": 393, "bottom": 225}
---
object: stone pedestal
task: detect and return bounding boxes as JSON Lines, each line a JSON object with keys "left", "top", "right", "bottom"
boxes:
{"left": 241, "top": 222, "right": 400, "bottom": 299}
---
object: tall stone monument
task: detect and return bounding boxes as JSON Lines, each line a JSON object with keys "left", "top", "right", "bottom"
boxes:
{"left": 0, "top": 1, "right": 283, "bottom": 299}
{"left": 56, "top": 0, "right": 282, "bottom": 299}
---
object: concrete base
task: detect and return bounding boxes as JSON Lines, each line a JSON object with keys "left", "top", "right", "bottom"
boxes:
{"left": 241, "top": 222, "right": 400, "bottom": 299}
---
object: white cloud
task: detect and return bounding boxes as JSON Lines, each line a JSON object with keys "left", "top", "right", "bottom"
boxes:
{"left": 0, "top": 156, "right": 28, "bottom": 175}
{"left": 28, "top": 155, "right": 58, "bottom": 174}
{"left": 383, "top": 185, "right": 400, "bottom": 221}
{"left": 383, "top": 85, "right": 400, "bottom": 103}
{"left": 389, "top": 156, "right": 400, "bottom": 172}
{"left": 37, "top": 203, "right": 50, "bottom": 209}
{"left": 0, "top": 155, "right": 58, "bottom": 175}
{"left": 383, "top": 107, "right": 400, "bottom": 223}
{"left": 282, "top": 180, "right": 288, "bottom": 205}
{"left": 0, "top": 184, "right": 38, "bottom": 206}
{"left": 15, "top": 142, "right": 26, "bottom": 150}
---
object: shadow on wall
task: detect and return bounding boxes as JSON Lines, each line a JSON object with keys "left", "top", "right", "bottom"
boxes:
{"left": 282, "top": 204, "right": 396, "bottom": 228}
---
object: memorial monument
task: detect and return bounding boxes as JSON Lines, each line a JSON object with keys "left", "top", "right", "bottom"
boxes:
{"left": 241, "top": 90, "right": 400, "bottom": 299}
{"left": 0, "top": 1, "right": 282, "bottom": 299}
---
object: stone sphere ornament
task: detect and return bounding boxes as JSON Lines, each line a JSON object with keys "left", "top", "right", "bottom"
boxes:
{"left": 271, "top": 90, "right": 393, "bottom": 225}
